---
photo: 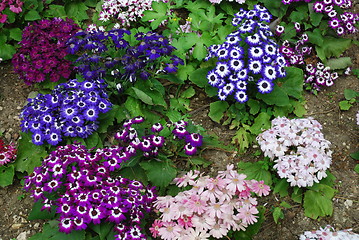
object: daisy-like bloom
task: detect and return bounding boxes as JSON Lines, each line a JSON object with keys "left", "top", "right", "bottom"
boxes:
{"left": 158, "top": 221, "right": 182, "bottom": 240}
{"left": 257, "top": 78, "right": 273, "bottom": 94}
{"left": 250, "top": 180, "right": 270, "bottom": 196}
{"left": 237, "top": 205, "right": 259, "bottom": 225}
{"left": 275, "top": 25, "right": 285, "bottom": 36}
{"left": 150, "top": 220, "right": 163, "bottom": 238}
{"left": 229, "top": 59, "right": 244, "bottom": 71}
{"left": 245, "top": 33, "right": 261, "bottom": 45}
{"left": 184, "top": 143, "right": 197, "bottom": 156}
{"left": 215, "top": 62, "right": 231, "bottom": 78}
{"left": 248, "top": 60, "right": 263, "bottom": 74}
{"left": 234, "top": 90, "right": 248, "bottom": 103}
{"left": 313, "top": 1, "right": 324, "bottom": 12}
{"left": 262, "top": 66, "right": 277, "bottom": 80}
{"left": 207, "top": 70, "right": 222, "bottom": 87}
{"left": 222, "top": 83, "right": 236, "bottom": 95}
{"left": 236, "top": 80, "right": 247, "bottom": 91}
{"left": 217, "top": 47, "right": 229, "bottom": 60}
{"left": 294, "top": 22, "right": 301, "bottom": 32}
{"left": 249, "top": 46, "right": 264, "bottom": 59}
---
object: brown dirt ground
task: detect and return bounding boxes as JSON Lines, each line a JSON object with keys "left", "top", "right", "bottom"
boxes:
{"left": 0, "top": 42, "right": 358, "bottom": 239}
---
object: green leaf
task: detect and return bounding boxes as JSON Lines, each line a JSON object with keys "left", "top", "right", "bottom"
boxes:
{"left": 177, "top": 64, "right": 195, "bottom": 82}
{"left": 85, "top": 132, "right": 102, "bottom": 149}
{"left": 24, "top": 10, "right": 42, "bottom": 21}
{"left": 293, "top": 100, "right": 306, "bottom": 117}
{"left": 280, "top": 67, "right": 304, "bottom": 99}
{"left": 247, "top": 99, "right": 260, "bottom": 115}
{"left": 309, "top": 3, "right": 323, "bottom": 26}
{"left": 189, "top": 157, "right": 211, "bottom": 167}
{"left": 326, "top": 57, "right": 352, "bottom": 70}
{"left": 350, "top": 151, "right": 359, "bottom": 160}
{"left": 304, "top": 183, "right": 335, "bottom": 219}
{"left": 124, "top": 97, "right": 143, "bottom": 117}
{"left": 192, "top": 42, "right": 207, "bottom": 61}
{"left": 29, "top": 220, "right": 86, "bottom": 240}
{"left": 250, "top": 112, "right": 271, "bottom": 135}
{"left": 97, "top": 107, "right": 116, "bottom": 133}
{"left": 132, "top": 87, "right": 154, "bottom": 105}
{"left": 165, "top": 110, "right": 182, "bottom": 122}
{"left": 343, "top": 88, "right": 359, "bottom": 100}
{"left": 306, "top": 29, "right": 324, "bottom": 46}
{"left": 189, "top": 67, "right": 213, "bottom": 88}
{"left": 237, "top": 161, "right": 272, "bottom": 186}
{"left": 209, "top": 101, "right": 229, "bottom": 123}
{"left": 355, "top": 164, "right": 359, "bottom": 174}
{"left": 0, "top": 165, "right": 15, "bottom": 187}
{"left": 45, "top": 5, "right": 66, "bottom": 18}
{"left": 89, "top": 222, "right": 115, "bottom": 240}
{"left": 65, "top": 2, "right": 89, "bottom": 22}
{"left": 315, "top": 37, "right": 352, "bottom": 61}
{"left": 0, "top": 43, "right": 16, "bottom": 61}
{"left": 339, "top": 100, "right": 352, "bottom": 110}
{"left": 118, "top": 165, "right": 148, "bottom": 184}
{"left": 291, "top": 187, "right": 303, "bottom": 203}
{"left": 232, "top": 128, "right": 253, "bottom": 153}
{"left": 272, "top": 207, "right": 284, "bottom": 224}
{"left": 9, "top": 28, "right": 22, "bottom": 41}
{"left": 15, "top": 132, "right": 48, "bottom": 173}
{"left": 140, "top": 159, "right": 177, "bottom": 188}
{"left": 260, "top": 0, "right": 288, "bottom": 18}
{"left": 280, "top": 201, "right": 291, "bottom": 209}
{"left": 273, "top": 179, "right": 289, "bottom": 197}
{"left": 180, "top": 86, "right": 195, "bottom": 99}
{"left": 28, "top": 201, "right": 56, "bottom": 220}
{"left": 256, "top": 84, "right": 290, "bottom": 107}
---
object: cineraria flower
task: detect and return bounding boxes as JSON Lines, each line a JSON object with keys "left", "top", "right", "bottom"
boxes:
{"left": 206, "top": 5, "right": 286, "bottom": 103}
{"left": 20, "top": 78, "right": 111, "bottom": 145}
{"left": 256, "top": 117, "right": 332, "bottom": 187}
{"left": 0, "top": 138, "right": 17, "bottom": 166}
{"left": 24, "top": 142, "right": 157, "bottom": 239}
{"left": 0, "top": 0, "right": 24, "bottom": 23}
{"left": 12, "top": 18, "right": 80, "bottom": 85}
{"left": 300, "top": 225, "right": 359, "bottom": 240}
{"left": 152, "top": 164, "right": 270, "bottom": 239}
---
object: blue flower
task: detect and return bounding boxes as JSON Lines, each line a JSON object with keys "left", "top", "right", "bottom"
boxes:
{"left": 257, "top": 78, "right": 274, "bottom": 94}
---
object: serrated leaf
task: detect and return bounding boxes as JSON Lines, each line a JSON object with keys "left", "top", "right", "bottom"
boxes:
{"left": 339, "top": 100, "right": 352, "bottom": 110}
{"left": 306, "top": 29, "right": 324, "bottom": 46}
{"left": 177, "top": 64, "right": 195, "bottom": 82}
{"left": 189, "top": 157, "right": 211, "bottom": 167}
{"left": 25, "top": 10, "right": 41, "bottom": 21}
{"left": 272, "top": 207, "right": 284, "bottom": 224}
{"left": 65, "top": 2, "right": 89, "bottom": 22}
{"left": 192, "top": 42, "right": 207, "bottom": 61}
{"left": 281, "top": 67, "right": 304, "bottom": 99}
{"left": 118, "top": 165, "right": 148, "bottom": 184}
{"left": 0, "top": 43, "right": 16, "bottom": 61}
{"left": 273, "top": 178, "right": 289, "bottom": 197}
{"left": 209, "top": 101, "right": 229, "bottom": 123}
{"left": 344, "top": 88, "right": 358, "bottom": 100}
{"left": 315, "top": 37, "right": 352, "bottom": 61}
{"left": 250, "top": 112, "right": 271, "bottom": 135}
{"left": 140, "top": 159, "right": 177, "bottom": 188}
{"left": 97, "top": 107, "right": 116, "bottom": 133}
{"left": 124, "top": 97, "right": 143, "bottom": 117}
{"left": 180, "top": 86, "right": 195, "bottom": 99}
{"left": 293, "top": 101, "right": 306, "bottom": 117}
{"left": 256, "top": 84, "right": 290, "bottom": 107}
{"left": 232, "top": 128, "right": 252, "bottom": 153}
{"left": 85, "top": 132, "right": 102, "bottom": 149}
{"left": 132, "top": 87, "right": 153, "bottom": 105}
{"left": 9, "top": 28, "right": 22, "bottom": 41}
{"left": 326, "top": 57, "right": 352, "bottom": 70}
{"left": 29, "top": 220, "right": 86, "bottom": 240}
{"left": 0, "top": 165, "right": 15, "bottom": 187}
{"left": 280, "top": 201, "right": 291, "bottom": 209}
{"left": 189, "top": 67, "right": 213, "bottom": 88}
{"left": 237, "top": 161, "right": 272, "bottom": 186}
{"left": 44, "top": 4, "right": 66, "bottom": 18}
{"left": 291, "top": 187, "right": 303, "bottom": 203}
{"left": 15, "top": 132, "right": 48, "bottom": 173}
{"left": 247, "top": 99, "right": 260, "bottom": 115}
{"left": 89, "top": 222, "right": 115, "bottom": 240}
{"left": 28, "top": 201, "right": 57, "bottom": 220}
{"left": 304, "top": 183, "right": 335, "bottom": 219}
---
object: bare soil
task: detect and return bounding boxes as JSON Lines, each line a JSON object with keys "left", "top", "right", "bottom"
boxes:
{"left": 0, "top": 42, "right": 358, "bottom": 239}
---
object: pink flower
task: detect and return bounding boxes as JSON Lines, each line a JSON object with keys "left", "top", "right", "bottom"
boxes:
{"left": 207, "top": 201, "right": 231, "bottom": 219}
{"left": 150, "top": 220, "right": 163, "bottom": 238}
{"left": 209, "top": 223, "right": 228, "bottom": 239}
{"left": 237, "top": 205, "right": 259, "bottom": 225}
{"left": 158, "top": 221, "right": 182, "bottom": 240}
{"left": 251, "top": 180, "right": 270, "bottom": 196}
{"left": 0, "top": 13, "right": 7, "bottom": 23}
{"left": 174, "top": 170, "right": 199, "bottom": 187}
{"left": 226, "top": 173, "right": 247, "bottom": 193}
{"left": 186, "top": 194, "right": 207, "bottom": 215}
{"left": 178, "top": 215, "right": 193, "bottom": 228}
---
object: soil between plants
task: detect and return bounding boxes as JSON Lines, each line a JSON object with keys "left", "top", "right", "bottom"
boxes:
{"left": 0, "top": 44, "right": 358, "bottom": 240}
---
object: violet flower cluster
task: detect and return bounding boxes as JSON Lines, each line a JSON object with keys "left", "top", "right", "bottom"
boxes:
{"left": 205, "top": 5, "right": 287, "bottom": 103}
{"left": 20, "top": 78, "right": 111, "bottom": 145}
{"left": 276, "top": 29, "right": 339, "bottom": 92}
{"left": 99, "top": 0, "right": 167, "bottom": 27}
{"left": 12, "top": 18, "right": 80, "bottom": 85}
{"left": 313, "top": 0, "right": 358, "bottom": 36}
{"left": 0, "top": 138, "right": 16, "bottom": 166}
{"left": 300, "top": 225, "right": 359, "bottom": 240}
{"left": 256, "top": 117, "right": 332, "bottom": 188}
{"left": 23, "top": 142, "right": 157, "bottom": 239}
{"left": 150, "top": 164, "right": 270, "bottom": 239}
{"left": 281, "top": 0, "right": 311, "bottom": 4}
{"left": 67, "top": 29, "right": 183, "bottom": 93}
{"left": 115, "top": 118, "right": 203, "bottom": 157}
{"left": 0, "top": 0, "right": 23, "bottom": 23}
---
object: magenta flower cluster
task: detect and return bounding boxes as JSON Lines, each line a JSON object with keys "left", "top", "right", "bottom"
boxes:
{"left": 150, "top": 164, "right": 270, "bottom": 239}
{"left": 24, "top": 142, "right": 157, "bottom": 239}
{"left": 206, "top": 5, "right": 287, "bottom": 103}
{"left": 256, "top": 117, "right": 332, "bottom": 187}
{"left": 12, "top": 18, "right": 80, "bottom": 85}
{"left": 281, "top": 0, "right": 311, "bottom": 4}
{"left": 115, "top": 118, "right": 203, "bottom": 157}
{"left": 0, "top": 0, "right": 23, "bottom": 23}
{"left": 20, "top": 78, "right": 111, "bottom": 145}
{"left": 0, "top": 138, "right": 16, "bottom": 166}
{"left": 300, "top": 225, "right": 359, "bottom": 239}
{"left": 313, "top": 0, "right": 358, "bottom": 36}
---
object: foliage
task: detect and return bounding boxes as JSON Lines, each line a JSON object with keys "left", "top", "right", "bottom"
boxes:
{"left": 339, "top": 89, "right": 358, "bottom": 111}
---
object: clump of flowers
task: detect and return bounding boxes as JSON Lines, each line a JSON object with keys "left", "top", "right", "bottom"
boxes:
{"left": 12, "top": 18, "right": 80, "bottom": 85}
{"left": 67, "top": 28, "right": 183, "bottom": 93}
{"left": 205, "top": 5, "right": 287, "bottom": 103}
{"left": 99, "top": 0, "right": 167, "bottom": 27}
{"left": 313, "top": 0, "right": 358, "bottom": 36}
{"left": 20, "top": 78, "right": 111, "bottom": 145}
{"left": 151, "top": 164, "right": 270, "bottom": 239}
{"left": 0, "top": 138, "right": 16, "bottom": 165}
{"left": 114, "top": 117, "right": 203, "bottom": 157}
{"left": 281, "top": 0, "right": 311, "bottom": 4}
{"left": 300, "top": 225, "right": 359, "bottom": 239}
{"left": 209, "top": 0, "right": 246, "bottom": 4}
{"left": 276, "top": 26, "right": 339, "bottom": 92}
{"left": 256, "top": 117, "right": 332, "bottom": 187}
{"left": 24, "top": 142, "right": 156, "bottom": 239}
{"left": 0, "top": 0, "right": 23, "bottom": 23}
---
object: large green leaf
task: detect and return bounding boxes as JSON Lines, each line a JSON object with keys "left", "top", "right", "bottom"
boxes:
{"left": 65, "top": 2, "right": 89, "bottom": 22}
{"left": 0, "top": 165, "right": 15, "bottom": 187}
{"left": 89, "top": 222, "right": 115, "bottom": 240}
{"left": 132, "top": 87, "right": 154, "bottom": 105}
{"left": 326, "top": 57, "right": 352, "bottom": 70}
{"left": 29, "top": 220, "right": 86, "bottom": 240}
{"left": 250, "top": 112, "right": 271, "bottom": 135}
{"left": 237, "top": 161, "right": 272, "bottom": 186}
{"left": 24, "top": 10, "right": 41, "bottom": 21}
{"left": 316, "top": 37, "right": 352, "bottom": 61}
{"left": 304, "top": 183, "right": 335, "bottom": 219}
{"left": 256, "top": 84, "right": 290, "bottom": 107}
{"left": 280, "top": 67, "right": 304, "bottom": 99}
{"left": 28, "top": 201, "right": 57, "bottom": 220}
{"left": 140, "top": 159, "right": 177, "bottom": 188}
{"left": 189, "top": 67, "right": 213, "bottom": 88}
{"left": 208, "top": 101, "right": 229, "bottom": 123}
{"left": 0, "top": 43, "right": 16, "bottom": 61}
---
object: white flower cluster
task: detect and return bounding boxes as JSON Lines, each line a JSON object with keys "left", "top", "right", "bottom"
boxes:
{"left": 299, "top": 225, "right": 359, "bottom": 240}
{"left": 256, "top": 117, "right": 332, "bottom": 187}
{"left": 356, "top": 111, "right": 359, "bottom": 125}
{"left": 99, "top": 0, "right": 167, "bottom": 26}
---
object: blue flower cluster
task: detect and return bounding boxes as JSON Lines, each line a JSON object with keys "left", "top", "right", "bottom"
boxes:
{"left": 21, "top": 79, "right": 112, "bottom": 145}
{"left": 67, "top": 29, "right": 183, "bottom": 92}
{"left": 205, "top": 5, "right": 287, "bottom": 103}
{"left": 24, "top": 142, "right": 156, "bottom": 238}
{"left": 115, "top": 117, "right": 203, "bottom": 157}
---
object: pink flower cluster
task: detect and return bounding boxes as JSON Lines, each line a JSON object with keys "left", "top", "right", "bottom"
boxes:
{"left": 0, "top": 0, "right": 23, "bottom": 23}
{"left": 99, "top": 0, "right": 167, "bottom": 27}
{"left": 256, "top": 117, "right": 332, "bottom": 188}
{"left": 0, "top": 138, "right": 16, "bottom": 166}
{"left": 12, "top": 18, "right": 80, "bottom": 85}
{"left": 300, "top": 225, "right": 359, "bottom": 240}
{"left": 150, "top": 164, "right": 270, "bottom": 239}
